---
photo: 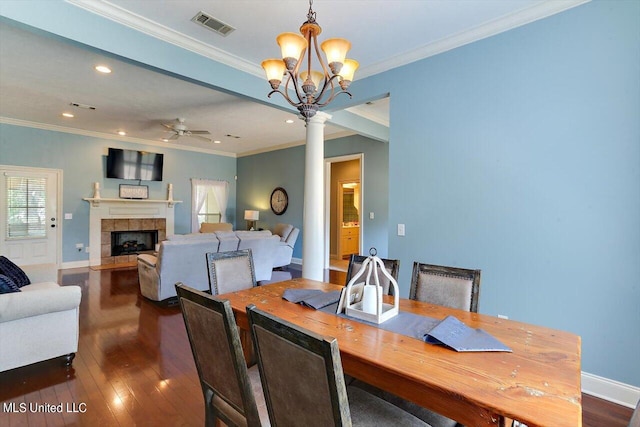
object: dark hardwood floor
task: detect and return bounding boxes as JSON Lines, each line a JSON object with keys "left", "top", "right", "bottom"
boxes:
{"left": 0, "top": 266, "right": 634, "bottom": 426}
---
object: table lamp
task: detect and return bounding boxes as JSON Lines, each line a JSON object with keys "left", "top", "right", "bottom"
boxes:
{"left": 244, "top": 210, "right": 259, "bottom": 230}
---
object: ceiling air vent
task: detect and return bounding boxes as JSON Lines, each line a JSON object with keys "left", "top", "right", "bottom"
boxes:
{"left": 191, "top": 11, "right": 235, "bottom": 37}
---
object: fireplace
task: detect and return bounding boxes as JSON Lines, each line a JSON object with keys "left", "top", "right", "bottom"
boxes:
{"left": 111, "top": 230, "right": 158, "bottom": 256}
{"left": 85, "top": 197, "right": 178, "bottom": 267}
{"left": 100, "top": 218, "right": 166, "bottom": 265}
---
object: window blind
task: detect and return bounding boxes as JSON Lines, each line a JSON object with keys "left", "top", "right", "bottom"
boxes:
{"left": 5, "top": 176, "right": 47, "bottom": 238}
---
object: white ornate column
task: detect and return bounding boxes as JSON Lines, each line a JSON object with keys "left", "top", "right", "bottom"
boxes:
{"left": 302, "top": 111, "right": 331, "bottom": 280}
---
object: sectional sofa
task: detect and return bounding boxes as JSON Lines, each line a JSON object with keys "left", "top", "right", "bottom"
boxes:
{"left": 137, "top": 230, "right": 280, "bottom": 301}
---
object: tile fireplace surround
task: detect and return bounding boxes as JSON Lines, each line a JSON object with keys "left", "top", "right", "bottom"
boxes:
{"left": 84, "top": 198, "right": 178, "bottom": 266}
{"left": 101, "top": 218, "right": 165, "bottom": 265}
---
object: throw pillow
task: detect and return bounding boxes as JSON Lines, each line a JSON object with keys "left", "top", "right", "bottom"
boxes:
{"left": 0, "top": 256, "right": 31, "bottom": 288}
{"left": 0, "top": 274, "right": 21, "bottom": 294}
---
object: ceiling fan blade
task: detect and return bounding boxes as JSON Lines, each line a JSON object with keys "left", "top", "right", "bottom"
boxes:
{"left": 162, "top": 123, "right": 174, "bottom": 130}
{"left": 192, "top": 134, "right": 212, "bottom": 142}
{"left": 189, "top": 130, "right": 211, "bottom": 135}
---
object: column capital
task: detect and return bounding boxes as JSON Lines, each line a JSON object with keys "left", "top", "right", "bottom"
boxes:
{"left": 305, "top": 111, "right": 332, "bottom": 125}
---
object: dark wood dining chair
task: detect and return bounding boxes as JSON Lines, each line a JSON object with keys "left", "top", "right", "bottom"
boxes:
{"left": 409, "top": 262, "right": 481, "bottom": 313}
{"left": 175, "top": 283, "right": 268, "bottom": 427}
{"left": 206, "top": 249, "right": 257, "bottom": 295}
{"left": 246, "top": 304, "right": 429, "bottom": 427}
{"left": 345, "top": 254, "right": 400, "bottom": 296}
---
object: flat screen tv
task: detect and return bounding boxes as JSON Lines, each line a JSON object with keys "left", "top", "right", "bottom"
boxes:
{"left": 106, "top": 148, "right": 164, "bottom": 181}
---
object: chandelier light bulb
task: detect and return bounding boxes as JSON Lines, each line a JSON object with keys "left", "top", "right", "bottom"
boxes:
{"left": 277, "top": 32, "right": 307, "bottom": 70}
{"left": 321, "top": 38, "right": 351, "bottom": 74}
{"left": 262, "top": 59, "right": 286, "bottom": 89}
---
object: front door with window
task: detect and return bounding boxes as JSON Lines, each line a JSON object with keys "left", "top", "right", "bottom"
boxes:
{"left": 0, "top": 166, "right": 60, "bottom": 266}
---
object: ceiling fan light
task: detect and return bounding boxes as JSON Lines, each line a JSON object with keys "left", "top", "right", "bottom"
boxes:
{"left": 277, "top": 32, "right": 307, "bottom": 70}
{"left": 321, "top": 38, "right": 350, "bottom": 74}
{"left": 262, "top": 59, "right": 286, "bottom": 89}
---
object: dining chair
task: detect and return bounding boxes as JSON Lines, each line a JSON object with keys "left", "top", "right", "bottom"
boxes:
{"left": 345, "top": 254, "right": 400, "bottom": 296}
{"left": 174, "top": 283, "right": 269, "bottom": 427}
{"left": 409, "top": 262, "right": 481, "bottom": 313}
{"left": 246, "top": 304, "right": 430, "bottom": 427}
{"left": 206, "top": 249, "right": 257, "bottom": 295}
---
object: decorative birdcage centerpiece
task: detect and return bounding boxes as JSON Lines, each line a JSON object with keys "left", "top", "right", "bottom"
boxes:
{"left": 342, "top": 248, "right": 399, "bottom": 324}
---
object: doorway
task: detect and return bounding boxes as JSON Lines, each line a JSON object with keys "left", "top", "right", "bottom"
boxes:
{"left": 324, "top": 154, "right": 363, "bottom": 280}
{"left": 0, "top": 165, "right": 62, "bottom": 266}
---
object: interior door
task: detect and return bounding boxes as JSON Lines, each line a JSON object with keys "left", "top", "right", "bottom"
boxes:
{"left": 0, "top": 166, "right": 60, "bottom": 266}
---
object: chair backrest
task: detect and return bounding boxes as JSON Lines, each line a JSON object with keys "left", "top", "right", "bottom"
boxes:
{"left": 345, "top": 255, "right": 400, "bottom": 296}
{"left": 246, "top": 304, "right": 351, "bottom": 427}
{"left": 409, "top": 263, "right": 481, "bottom": 312}
{"left": 175, "top": 283, "right": 261, "bottom": 427}
{"left": 206, "top": 249, "right": 257, "bottom": 295}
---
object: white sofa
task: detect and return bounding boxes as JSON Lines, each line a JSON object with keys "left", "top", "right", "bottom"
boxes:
{"left": 0, "top": 264, "right": 82, "bottom": 372}
{"left": 272, "top": 223, "right": 300, "bottom": 268}
{"left": 137, "top": 231, "right": 280, "bottom": 301}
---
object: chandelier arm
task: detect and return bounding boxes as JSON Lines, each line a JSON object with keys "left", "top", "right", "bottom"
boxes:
{"left": 267, "top": 89, "right": 305, "bottom": 108}
{"left": 283, "top": 68, "right": 307, "bottom": 106}
{"left": 317, "top": 89, "right": 353, "bottom": 108}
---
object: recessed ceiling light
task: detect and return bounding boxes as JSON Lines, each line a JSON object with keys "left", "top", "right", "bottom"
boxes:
{"left": 95, "top": 65, "right": 112, "bottom": 74}
{"left": 213, "top": 140, "right": 221, "bottom": 144}
{"left": 117, "top": 131, "right": 126, "bottom": 136}
{"left": 62, "top": 112, "right": 74, "bottom": 118}
{"left": 162, "top": 138, "right": 169, "bottom": 142}
{"left": 285, "top": 119, "right": 294, "bottom": 124}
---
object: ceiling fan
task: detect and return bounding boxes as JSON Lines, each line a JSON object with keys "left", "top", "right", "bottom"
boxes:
{"left": 162, "top": 117, "right": 211, "bottom": 142}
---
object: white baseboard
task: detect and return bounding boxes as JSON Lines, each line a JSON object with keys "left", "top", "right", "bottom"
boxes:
{"left": 60, "top": 260, "right": 90, "bottom": 270}
{"left": 582, "top": 371, "right": 640, "bottom": 408}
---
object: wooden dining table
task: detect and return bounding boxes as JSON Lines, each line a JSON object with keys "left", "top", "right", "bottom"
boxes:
{"left": 219, "top": 278, "right": 582, "bottom": 427}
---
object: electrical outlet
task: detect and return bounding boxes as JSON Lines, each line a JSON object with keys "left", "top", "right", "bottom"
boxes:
{"left": 75, "top": 243, "right": 84, "bottom": 249}
{"left": 369, "top": 212, "right": 374, "bottom": 220}
{"left": 85, "top": 246, "right": 90, "bottom": 253}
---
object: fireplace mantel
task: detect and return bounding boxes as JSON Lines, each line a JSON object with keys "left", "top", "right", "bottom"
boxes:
{"left": 84, "top": 197, "right": 179, "bottom": 266}
{"left": 83, "top": 197, "right": 182, "bottom": 207}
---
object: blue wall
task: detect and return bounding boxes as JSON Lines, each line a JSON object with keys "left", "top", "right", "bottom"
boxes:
{"left": 0, "top": 124, "right": 237, "bottom": 263}
{"left": 236, "top": 134, "right": 389, "bottom": 259}
{"left": 367, "top": 0, "right": 638, "bottom": 386}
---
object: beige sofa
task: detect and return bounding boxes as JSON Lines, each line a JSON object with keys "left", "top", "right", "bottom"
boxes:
{"left": 0, "top": 264, "right": 82, "bottom": 372}
{"left": 137, "top": 231, "right": 280, "bottom": 301}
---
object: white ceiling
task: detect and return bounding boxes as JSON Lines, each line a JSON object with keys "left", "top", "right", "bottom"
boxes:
{"left": 0, "top": 0, "right": 586, "bottom": 156}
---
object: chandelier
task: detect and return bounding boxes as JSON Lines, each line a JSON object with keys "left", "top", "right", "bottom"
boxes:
{"left": 261, "top": 0, "right": 359, "bottom": 122}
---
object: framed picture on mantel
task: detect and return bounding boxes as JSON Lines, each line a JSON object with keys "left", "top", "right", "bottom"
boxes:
{"left": 119, "top": 184, "right": 149, "bottom": 199}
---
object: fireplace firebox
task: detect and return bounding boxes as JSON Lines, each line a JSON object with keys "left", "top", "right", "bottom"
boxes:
{"left": 111, "top": 230, "right": 158, "bottom": 256}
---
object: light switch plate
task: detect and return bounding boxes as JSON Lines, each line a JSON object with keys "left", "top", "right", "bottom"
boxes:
{"left": 398, "top": 224, "right": 405, "bottom": 236}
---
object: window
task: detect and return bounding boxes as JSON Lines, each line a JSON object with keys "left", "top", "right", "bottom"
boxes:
{"left": 5, "top": 176, "right": 47, "bottom": 239}
{"left": 198, "top": 187, "right": 221, "bottom": 225}
{"left": 191, "top": 179, "right": 229, "bottom": 232}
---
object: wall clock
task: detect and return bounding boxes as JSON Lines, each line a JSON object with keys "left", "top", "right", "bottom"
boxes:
{"left": 270, "top": 187, "right": 288, "bottom": 215}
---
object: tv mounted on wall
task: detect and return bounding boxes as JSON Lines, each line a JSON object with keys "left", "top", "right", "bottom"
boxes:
{"left": 106, "top": 148, "right": 164, "bottom": 181}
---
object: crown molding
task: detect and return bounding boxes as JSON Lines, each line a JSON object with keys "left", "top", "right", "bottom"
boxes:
{"left": 0, "top": 117, "right": 237, "bottom": 158}
{"left": 65, "top": 0, "right": 263, "bottom": 78}
{"left": 351, "top": 0, "right": 591, "bottom": 78}
{"left": 67, "top": 0, "right": 589, "bottom": 81}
